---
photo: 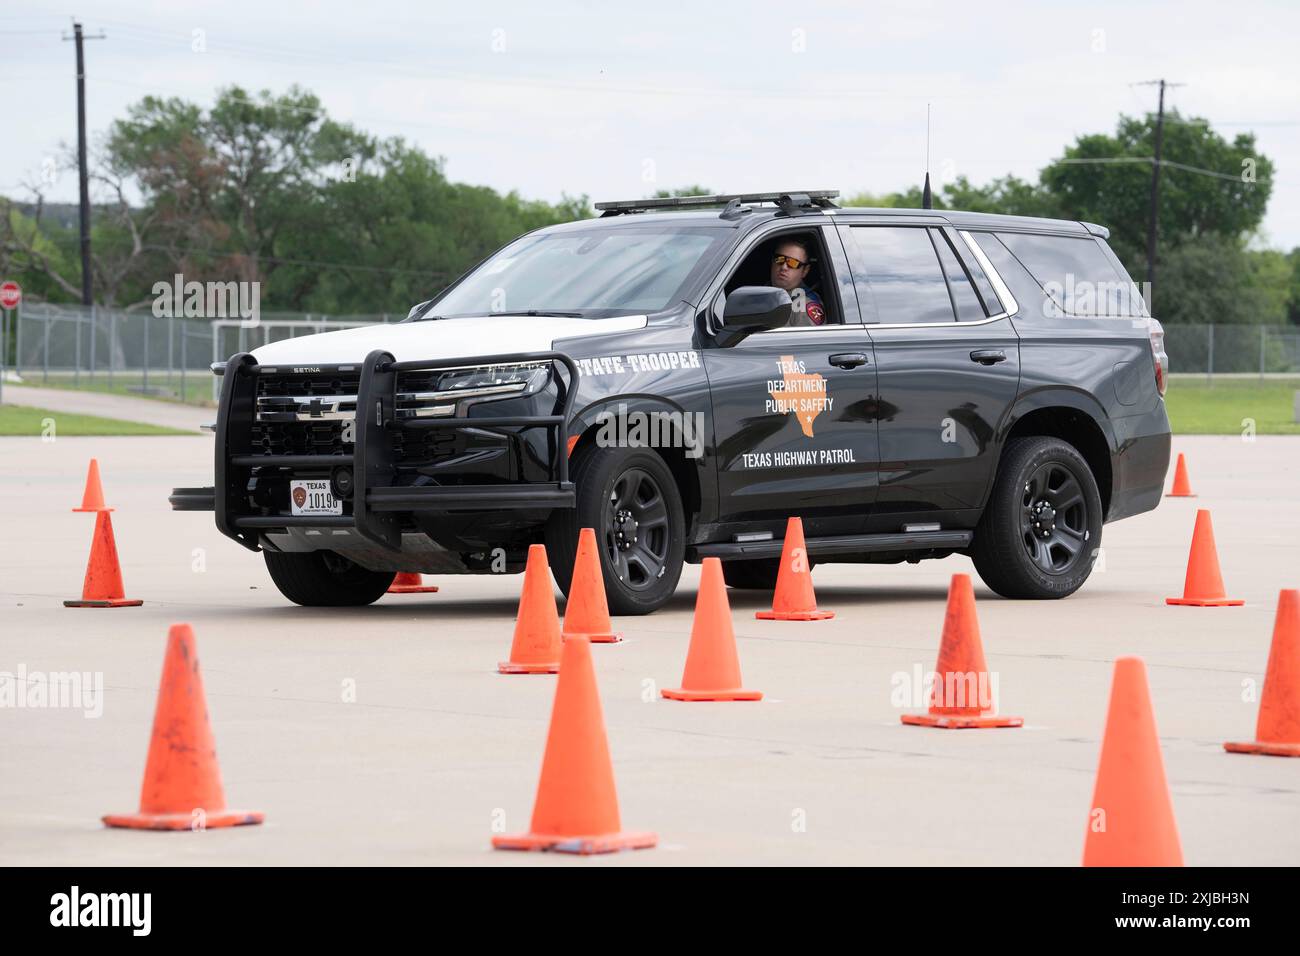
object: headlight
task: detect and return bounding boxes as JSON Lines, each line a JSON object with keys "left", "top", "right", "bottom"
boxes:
{"left": 395, "top": 362, "right": 549, "bottom": 419}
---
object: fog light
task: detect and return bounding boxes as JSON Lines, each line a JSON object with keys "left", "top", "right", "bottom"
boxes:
{"left": 331, "top": 466, "right": 354, "bottom": 499}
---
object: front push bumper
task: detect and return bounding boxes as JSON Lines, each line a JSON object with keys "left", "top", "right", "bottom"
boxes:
{"left": 169, "top": 349, "right": 579, "bottom": 553}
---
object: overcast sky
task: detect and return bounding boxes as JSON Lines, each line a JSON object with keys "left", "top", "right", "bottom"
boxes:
{"left": 4, "top": 0, "right": 1298, "bottom": 248}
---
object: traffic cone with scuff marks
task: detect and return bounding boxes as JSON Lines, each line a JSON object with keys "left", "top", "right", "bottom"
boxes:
{"left": 1166, "top": 509, "right": 1243, "bottom": 607}
{"left": 663, "top": 557, "right": 762, "bottom": 701}
{"left": 560, "top": 527, "right": 621, "bottom": 643}
{"left": 1166, "top": 453, "right": 1195, "bottom": 497}
{"left": 1083, "top": 656, "right": 1183, "bottom": 866}
{"left": 103, "top": 624, "right": 264, "bottom": 830}
{"left": 386, "top": 572, "right": 439, "bottom": 594}
{"left": 1225, "top": 589, "right": 1300, "bottom": 757}
{"left": 901, "top": 573, "right": 1021, "bottom": 728}
{"left": 499, "top": 544, "right": 563, "bottom": 674}
{"left": 72, "top": 458, "right": 111, "bottom": 512}
{"left": 755, "top": 516, "right": 834, "bottom": 621}
{"left": 63, "top": 511, "right": 142, "bottom": 608}
{"left": 492, "top": 636, "right": 655, "bottom": 854}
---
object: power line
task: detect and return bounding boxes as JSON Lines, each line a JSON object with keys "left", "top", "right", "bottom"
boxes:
{"left": 1158, "top": 159, "right": 1248, "bottom": 183}
{"left": 1050, "top": 156, "right": 1255, "bottom": 182}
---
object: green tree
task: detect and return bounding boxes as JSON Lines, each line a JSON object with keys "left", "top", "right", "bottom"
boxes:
{"left": 106, "top": 85, "right": 374, "bottom": 290}
{"left": 1041, "top": 112, "right": 1272, "bottom": 275}
{"left": 269, "top": 140, "right": 589, "bottom": 312}
{"left": 0, "top": 202, "right": 80, "bottom": 301}
{"left": 940, "top": 175, "right": 1060, "bottom": 219}
{"left": 842, "top": 186, "right": 936, "bottom": 208}
{"left": 1287, "top": 248, "right": 1300, "bottom": 325}
{"left": 94, "top": 86, "right": 587, "bottom": 312}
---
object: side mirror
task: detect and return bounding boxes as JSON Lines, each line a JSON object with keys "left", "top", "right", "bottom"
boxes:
{"left": 720, "top": 286, "right": 793, "bottom": 340}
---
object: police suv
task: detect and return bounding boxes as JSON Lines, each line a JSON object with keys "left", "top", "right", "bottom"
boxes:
{"left": 172, "top": 190, "right": 1171, "bottom": 614}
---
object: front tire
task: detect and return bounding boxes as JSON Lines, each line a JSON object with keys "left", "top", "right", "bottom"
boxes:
{"left": 263, "top": 550, "right": 396, "bottom": 607}
{"left": 970, "top": 436, "right": 1103, "bottom": 599}
{"left": 545, "top": 444, "right": 686, "bottom": 615}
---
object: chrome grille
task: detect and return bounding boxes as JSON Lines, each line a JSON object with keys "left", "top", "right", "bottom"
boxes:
{"left": 251, "top": 372, "right": 359, "bottom": 457}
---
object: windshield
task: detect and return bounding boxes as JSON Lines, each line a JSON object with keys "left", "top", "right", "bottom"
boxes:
{"left": 418, "top": 226, "right": 727, "bottom": 319}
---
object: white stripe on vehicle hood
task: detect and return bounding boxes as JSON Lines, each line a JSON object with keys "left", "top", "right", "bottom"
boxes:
{"left": 250, "top": 314, "right": 648, "bottom": 365}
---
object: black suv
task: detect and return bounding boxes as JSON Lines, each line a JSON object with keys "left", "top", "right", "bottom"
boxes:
{"left": 173, "top": 190, "right": 1171, "bottom": 613}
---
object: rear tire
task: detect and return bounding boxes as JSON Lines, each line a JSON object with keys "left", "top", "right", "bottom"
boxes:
{"left": 545, "top": 443, "right": 685, "bottom": 616}
{"left": 971, "top": 436, "right": 1103, "bottom": 599}
{"left": 263, "top": 550, "right": 396, "bottom": 607}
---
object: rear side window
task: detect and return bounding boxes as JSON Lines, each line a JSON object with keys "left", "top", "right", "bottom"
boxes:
{"left": 995, "top": 232, "right": 1142, "bottom": 317}
{"left": 945, "top": 232, "right": 1003, "bottom": 315}
{"left": 847, "top": 226, "right": 954, "bottom": 323}
{"left": 932, "top": 231, "right": 990, "bottom": 321}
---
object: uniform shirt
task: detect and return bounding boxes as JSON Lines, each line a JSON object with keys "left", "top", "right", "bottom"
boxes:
{"left": 788, "top": 286, "right": 826, "bottom": 327}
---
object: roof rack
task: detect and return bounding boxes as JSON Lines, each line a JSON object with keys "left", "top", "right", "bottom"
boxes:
{"left": 595, "top": 190, "right": 839, "bottom": 218}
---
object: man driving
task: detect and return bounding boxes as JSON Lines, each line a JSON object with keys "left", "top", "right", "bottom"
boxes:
{"left": 770, "top": 237, "right": 826, "bottom": 326}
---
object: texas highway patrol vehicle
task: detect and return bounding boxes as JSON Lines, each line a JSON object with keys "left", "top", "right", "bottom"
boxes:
{"left": 171, "top": 190, "right": 1171, "bottom": 614}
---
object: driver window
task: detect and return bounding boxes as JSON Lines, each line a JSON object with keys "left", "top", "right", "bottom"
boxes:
{"left": 719, "top": 232, "right": 840, "bottom": 329}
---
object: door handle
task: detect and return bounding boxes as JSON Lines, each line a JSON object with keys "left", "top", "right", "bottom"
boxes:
{"left": 969, "top": 349, "right": 1007, "bottom": 365}
{"left": 829, "top": 352, "right": 870, "bottom": 369}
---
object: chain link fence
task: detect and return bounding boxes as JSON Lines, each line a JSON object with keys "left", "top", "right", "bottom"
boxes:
{"left": 1, "top": 303, "right": 396, "bottom": 404}
{"left": 1164, "top": 323, "right": 1300, "bottom": 380}
{"left": 2, "top": 304, "right": 1298, "bottom": 404}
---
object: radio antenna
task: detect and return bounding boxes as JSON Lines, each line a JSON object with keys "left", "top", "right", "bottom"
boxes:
{"left": 922, "top": 102, "right": 933, "bottom": 210}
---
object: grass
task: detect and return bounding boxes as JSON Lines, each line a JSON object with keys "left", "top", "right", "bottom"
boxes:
{"left": 1164, "top": 377, "right": 1300, "bottom": 435}
{"left": 17, "top": 371, "right": 217, "bottom": 406}
{"left": 0, "top": 405, "right": 191, "bottom": 437}
{"left": 10, "top": 371, "right": 1300, "bottom": 435}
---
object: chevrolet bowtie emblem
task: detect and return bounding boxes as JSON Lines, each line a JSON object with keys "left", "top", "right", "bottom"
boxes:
{"left": 308, "top": 398, "right": 324, "bottom": 417}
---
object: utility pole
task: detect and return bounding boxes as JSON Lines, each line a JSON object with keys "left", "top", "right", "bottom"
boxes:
{"left": 63, "top": 21, "right": 105, "bottom": 306}
{"left": 1136, "top": 79, "right": 1184, "bottom": 304}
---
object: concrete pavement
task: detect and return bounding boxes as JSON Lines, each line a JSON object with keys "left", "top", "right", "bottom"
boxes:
{"left": 1, "top": 435, "right": 1297, "bottom": 865}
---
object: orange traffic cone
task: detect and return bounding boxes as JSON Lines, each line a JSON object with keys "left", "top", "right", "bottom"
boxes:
{"left": 901, "top": 573, "right": 1021, "bottom": 729}
{"left": 103, "top": 624, "right": 264, "bottom": 830}
{"left": 63, "top": 511, "right": 142, "bottom": 608}
{"left": 1226, "top": 589, "right": 1300, "bottom": 757}
{"left": 1083, "top": 656, "right": 1183, "bottom": 866}
{"left": 1166, "top": 453, "right": 1196, "bottom": 497}
{"left": 386, "top": 572, "right": 439, "bottom": 594}
{"left": 499, "top": 544, "right": 563, "bottom": 675}
{"left": 755, "top": 516, "right": 833, "bottom": 621}
{"left": 72, "top": 458, "right": 111, "bottom": 512}
{"left": 1166, "top": 509, "right": 1243, "bottom": 607}
{"left": 493, "top": 636, "right": 655, "bottom": 854}
{"left": 560, "top": 527, "right": 621, "bottom": 643}
{"left": 662, "top": 557, "right": 762, "bottom": 701}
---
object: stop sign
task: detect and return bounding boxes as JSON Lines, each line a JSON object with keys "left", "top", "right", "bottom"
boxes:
{"left": 0, "top": 281, "right": 19, "bottom": 309}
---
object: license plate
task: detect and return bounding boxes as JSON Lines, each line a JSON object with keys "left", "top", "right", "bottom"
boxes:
{"left": 289, "top": 479, "right": 342, "bottom": 516}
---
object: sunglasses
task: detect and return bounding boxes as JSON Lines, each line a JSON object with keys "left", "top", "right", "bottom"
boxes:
{"left": 773, "top": 254, "right": 809, "bottom": 270}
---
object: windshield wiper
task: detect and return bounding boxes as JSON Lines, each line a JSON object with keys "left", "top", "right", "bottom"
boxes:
{"left": 491, "top": 310, "right": 585, "bottom": 318}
